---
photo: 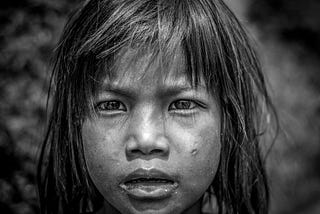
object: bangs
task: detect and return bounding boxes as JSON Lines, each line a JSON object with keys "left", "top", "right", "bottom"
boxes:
{"left": 73, "top": 0, "right": 233, "bottom": 98}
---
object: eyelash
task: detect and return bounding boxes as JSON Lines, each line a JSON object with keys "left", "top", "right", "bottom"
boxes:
{"left": 168, "top": 100, "right": 199, "bottom": 111}
{"left": 95, "top": 99, "right": 202, "bottom": 115}
{"left": 95, "top": 100, "right": 127, "bottom": 113}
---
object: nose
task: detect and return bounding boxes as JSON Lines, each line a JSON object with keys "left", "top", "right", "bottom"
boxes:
{"left": 125, "top": 106, "right": 170, "bottom": 159}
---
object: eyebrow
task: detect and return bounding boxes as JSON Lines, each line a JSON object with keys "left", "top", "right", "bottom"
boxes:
{"left": 100, "top": 83, "right": 206, "bottom": 98}
{"left": 101, "top": 84, "right": 137, "bottom": 98}
{"left": 159, "top": 85, "right": 206, "bottom": 97}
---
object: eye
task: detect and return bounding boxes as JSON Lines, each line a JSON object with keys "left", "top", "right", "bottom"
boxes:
{"left": 169, "top": 100, "right": 198, "bottom": 111}
{"left": 96, "top": 100, "right": 127, "bottom": 113}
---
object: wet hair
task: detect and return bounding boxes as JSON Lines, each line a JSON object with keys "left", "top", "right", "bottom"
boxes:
{"left": 37, "top": 0, "right": 277, "bottom": 213}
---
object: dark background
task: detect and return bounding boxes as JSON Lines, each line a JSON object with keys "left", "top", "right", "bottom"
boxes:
{"left": 0, "top": 0, "right": 319, "bottom": 213}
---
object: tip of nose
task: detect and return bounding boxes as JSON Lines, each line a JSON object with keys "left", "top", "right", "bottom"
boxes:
{"left": 125, "top": 133, "right": 170, "bottom": 159}
{"left": 125, "top": 138, "right": 170, "bottom": 160}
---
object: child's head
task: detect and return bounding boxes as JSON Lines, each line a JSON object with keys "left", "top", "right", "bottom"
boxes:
{"left": 38, "top": 0, "right": 273, "bottom": 213}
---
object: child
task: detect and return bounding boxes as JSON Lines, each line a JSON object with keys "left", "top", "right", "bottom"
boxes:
{"left": 37, "top": 0, "right": 276, "bottom": 213}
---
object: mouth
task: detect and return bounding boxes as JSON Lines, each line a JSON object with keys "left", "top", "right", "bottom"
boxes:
{"left": 119, "top": 168, "right": 179, "bottom": 200}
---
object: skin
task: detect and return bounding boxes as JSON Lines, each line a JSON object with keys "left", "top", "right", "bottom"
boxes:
{"left": 82, "top": 49, "right": 221, "bottom": 214}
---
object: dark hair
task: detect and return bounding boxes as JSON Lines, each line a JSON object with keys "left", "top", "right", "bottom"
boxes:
{"left": 37, "top": 0, "right": 277, "bottom": 213}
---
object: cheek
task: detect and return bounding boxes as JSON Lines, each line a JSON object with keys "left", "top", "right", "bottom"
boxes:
{"left": 188, "top": 130, "right": 220, "bottom": 200}
{"left": 194, "top": 129, "right": 221, "bottom": 181}
{"left": 169, "top": 117, "right": 220, "bottom": 164}
{"left": 187, "top": 127, "right": 221, "bottom": 179}
{"left": 81, "top": 121, "right": 124, "bottom": 194}
{"left": 168, "top": 119, "right": 221, "bottom": 195}
{"left": 82, "top": 122, "right": 119, "bottom": 163}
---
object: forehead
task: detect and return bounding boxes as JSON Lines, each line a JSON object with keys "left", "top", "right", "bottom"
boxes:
{"left": 103, "top": 48, "right": 194, "bottom": 89}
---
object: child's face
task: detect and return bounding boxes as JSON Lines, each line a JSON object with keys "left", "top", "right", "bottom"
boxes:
{"left": 82, "top": 49, "right": 221, "bottom": 214}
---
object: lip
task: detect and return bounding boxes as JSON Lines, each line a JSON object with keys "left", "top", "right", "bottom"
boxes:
{"left": 119, "top": 168, "right": 179, "bottom": 200}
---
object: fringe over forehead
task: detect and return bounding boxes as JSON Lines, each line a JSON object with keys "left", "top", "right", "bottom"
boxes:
{"left": 56, "top": 0, "right": 265, "bottom": 101}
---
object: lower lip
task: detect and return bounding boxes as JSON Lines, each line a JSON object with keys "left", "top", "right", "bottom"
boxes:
{"left": 119, "top": 182, "right": 178, "bottom": 200}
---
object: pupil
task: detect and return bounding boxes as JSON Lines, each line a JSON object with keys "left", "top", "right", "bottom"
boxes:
{"left": 106, "top": 101, "right": 119, "bottom": 110}
{"left": 177, "top": 101, "right": 190, "bottom": 109}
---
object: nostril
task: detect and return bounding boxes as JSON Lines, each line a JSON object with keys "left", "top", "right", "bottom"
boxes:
{"left": 129, "top": 149, "right": 166, "bottom": 155}
{"left": 131, "top": 149, "right": 141, "bottom": 154}
{"left": 150, "top": 149, "right": 164, "bottom": 155}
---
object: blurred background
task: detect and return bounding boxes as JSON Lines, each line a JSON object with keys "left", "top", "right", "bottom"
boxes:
{"left": 0, "top": 0, "right": 319, "bottom": 213}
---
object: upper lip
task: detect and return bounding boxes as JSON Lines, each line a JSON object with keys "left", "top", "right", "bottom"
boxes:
{"left": 121, "top": 168, "right": 177, "bottom": 184}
